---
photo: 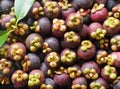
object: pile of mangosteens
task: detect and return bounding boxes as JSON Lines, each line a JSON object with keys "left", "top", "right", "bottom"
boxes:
{"left": 1, "top": 0, "right": 120, "bottom": 89}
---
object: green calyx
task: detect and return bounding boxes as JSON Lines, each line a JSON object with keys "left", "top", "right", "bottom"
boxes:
{"left": 0, "top": 45, "right": 9, "bottom": 57}
{"left": 114, "top": 12, "right": 120, "bottom": 18}
{"left": 6, "top": 18, "right": 29, "bottom": 36}
{"left": 112, "top": 6, "right": 120, "bottom": 18}
{"left": 0, "top": 76, "right": 10, "bottom": 85}
{"left": 40, "top": 84, "right": 53, "bottom": 89}
{"left": 90, "top": 82, "right": 105, "bottom": 89}
{"left": 84, "top": 68, "right": 98, "bottom": 79}
{"left": 91, "top": 3, "right": 104, "bottom": 13}
{"left": 106, "top": 55, "right": 116, "bottom": 65}
{"left": 29, "top": 73, "right": 41, "bottom": 79}
{"left": 72, "top": 84, "right": 87, "bottom": 89}
{"left": 22, "top": 60, "right": 32, "bottom": 72}
{"left": 79, "top": 8, "right": 90, "bottom": 16}
{"left": 110, "top": 35, "right": 120, "bottom": 51}
{"left": 91, "top": 28, "right": 106, "bottom": 40}
{"left": 45, "top": 1, "right": 59, "bottom": 13}
{"left": 11, "top": 45, "right": 24, "bottom": 61}
{"left": 42, "top": 42, "right": 52, "bottom": 54}
{"left": 0, "top": 0, "right": 36, "bottom": 47}
{"left": 58, "top": 0, "right": 72, "bottom": 10}
{"left": 67, "top": 67, "right": 81, "bottom": 79}
{"left": 30, "top": 37, "right": 42, "bottom": 52}
{"left": 104, "top": 17, "right": 120, "bottom": 28}
{"left": 67, "top": 13, "right": 82, "bottom": 28}
{"left": 80, "top": 40, "right": 92, "bottom": 51}
{"left": 104, "top": 65, "right": 117, "bottom": 79}
{"left": 12, "top": 70, "right": 28, "bottom": 82}
{"left": 64, "top": 31, "right": 80, "bottom": 42}
{"left": 30, "top": 21, "right": 40, "bottom": 32}
{"left": 28, "top": 78, "right": 40, "bottom": 87}
{"left": 61, "top": 50, "right": 76, "bottom": 63}
{"left": 28, "top": 74, "right": 41, "bottom": 87}
{"left": 99, "top": 39, "right": 109, "bottom": 49}
{"left": 14, "top": 23, "right": 29, "bottom": 36}
{"left": 47, "top": 52, "right": 60, "bottom": 68}
{"left": 52, "top": 18, "right": 66, "bottom": 32}
{"left": 0, "top": 59, "right": 11, "bottom": 74}
{"left": 69, "top": 14, "right": 82, "bottom": 25}
{"left": 5, "top": 18, "right": 17, "bottom": 30}
{"left": 96, "top": 51, "right": 108, "bottom": 65}
{"left": 32, "top": 6, "right": 44, "bottom": 19}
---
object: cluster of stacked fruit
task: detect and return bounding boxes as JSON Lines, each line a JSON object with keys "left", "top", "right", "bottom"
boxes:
{"left": 0, "top": 0, "right": 120, "bottom": 89}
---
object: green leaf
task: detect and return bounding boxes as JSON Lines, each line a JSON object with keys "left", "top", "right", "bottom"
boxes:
{"left": 14, "top": 0, "right": 35, "bottom": 23}
{"left": 0, "top": 30, "right": 12, "bottom": 47}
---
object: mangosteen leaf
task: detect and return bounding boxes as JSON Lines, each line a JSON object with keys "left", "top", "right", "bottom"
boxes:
{"left": 14, "top": 0, "right": 35, "bottom": 23}
{"left": 0, "top": 30, "right": 12, "bottom": 47}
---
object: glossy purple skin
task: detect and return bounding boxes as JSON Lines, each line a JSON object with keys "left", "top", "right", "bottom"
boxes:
{"left": 0, "top": 14, "right": 14, "bottom": 28}
{"left": 39, "top": 62, "right": 49, "bottom": 77}
{"left": 28, "top": 1, "right": 41, "bottom": 18}
{"left": 72, "top": 77, "right": 87, "bottom": 85}
{"left": 114, "top": 81, "right": 120, "bottom": 89}
{"left": 0, "top": 0, "right": 13, "bottom": 14}
{"left": 64, "top": 33, "right": 81, "bottom": 49}
{"left": 91, "top": 7, "right": 108, "bottom": 22}
{"left": 94, "top": 0, "right": 107, "bottom": 4}
{"left": 26, "top": 53, "right": 41, "bottom": 72}
{"left": 60, "top": 48, "right": 76, "bottom": 65}
{"left": 77, "top": 44, "right": 96, "bottom": 60}
{"left": 66, "top": 13, "right": 83, "bottom": 31}
{"left": 25, "top": 33, "right": 43, "bottom": 50}
{"left": 38, "top": 17, "right": 52, "bottom": 36}
{"left": 87, "top": 22, "right": 103, "bottom": 37}
{"left": 44, "top": 37, "right": 60, "bottom": 52}
{"left": 72, "top": 0, "right": 94, "bottom": 10}
{"left": 101, "top": 68, "right": 117, "bottom": 82}
{"left": 60, "top": 39, "right": 69, "bottom": 49}
{"left": 62, "top": 7, "right": 75, "bottom": 19}
{"left": 81, "top": 61, "right": 100, "bottom": 74}
{"left": 106, "top": 0, "right": 116, "bottom": 11}
{"left": 91, "top": 78, "right": 108, "bottom": 88}
{"left": 78, "top": 24, "right": 88, "bottom": 39}
{"left": 54, "top": 73, "right": 71, "bottom": 87}
{"left": 103, "top": 24, "right": 120, "bottom": 36}
{"left": 29, "top": 70, "right": 45, "bottom": 87}
{"left": 96, "top": 78, "right": 108, "bottom": 88}
{"left": 44, "top": 1, "right": 61, "bottom": 19}
{"left": 44, "top": 52, "right": 60, "bottom": 70}
{"left": 52, "top": 29, "right": 65, "bottom": 38}
{"left": 11, "top": 70, "right": 27, "bottom": 88}
{"left": 110, "top": 52, "right": 120, "bottom": 68}
{"left": 44, "top": 78, "right": 56, "bottom": 89}
{"left": 8, "top": 42, "right": 26, "bottom": 60}
{"left": 82, "top": 14, "right": 91, "bottom": 25}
